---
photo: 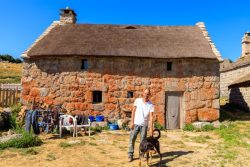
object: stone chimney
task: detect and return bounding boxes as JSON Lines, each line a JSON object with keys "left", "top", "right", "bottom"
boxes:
{"left": 242, "top": 32, "right": 250, "bottom": 57}
{"left": 60, "top": 7, "right": 77, "bottom": 25}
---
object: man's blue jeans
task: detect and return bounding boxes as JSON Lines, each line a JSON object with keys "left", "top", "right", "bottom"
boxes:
{"left": 128, "top": 125, "right": 148, "bottom": 157}
{"left": 25, "top": 110, "right": 40, "bottom": 134}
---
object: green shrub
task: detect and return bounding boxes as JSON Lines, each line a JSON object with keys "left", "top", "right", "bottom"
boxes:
{"left": 91, "top": 126, "right": 102, "bottom": 133}
{"left": 102, "top": 125, "right": 110, "bottom": 130}
{"left": 154, "top": 122, "right": 165, "bottom": 131}
{"left": 183, "top": 124, "right": 196, "bottom": 131}
{"left": 0, "top": 131, "right": 42, "bottom": 150}
{"left": 11, "top": 103, "right": 22, "bottom": 116}
{"left": 201, "top": 124, "right": 215, "bottom": 131}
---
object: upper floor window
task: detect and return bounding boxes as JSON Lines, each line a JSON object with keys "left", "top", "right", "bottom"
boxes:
{"left": 81, "top": 59, "right": 88, "bottom": 70}
{"left": 167, "top": 62, "right": 172, "bottom": 71}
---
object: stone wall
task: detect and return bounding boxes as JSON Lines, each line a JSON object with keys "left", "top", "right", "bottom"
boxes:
{"left": 220, "top": 65, "right": 250, "bottom": 98}
{"left": 21, "top": 56, "right": 220, "bottom": 126}
{"left": 229, "top": 84, "right": 250, "bottom": 111}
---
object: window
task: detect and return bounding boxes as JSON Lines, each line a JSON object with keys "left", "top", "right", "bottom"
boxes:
{"left": 127, "top": 91, "right": 134, "bottom": 98}
{"left": 81, "top": 59, "right": 88, "bottom": 70}
{"left": 167, "top": 62, "right": 172, "bottom": 71}
{"left": 93, "top": 91, "right": 102, "bottom": 103}
{"left": 125, "top": 26, "right": 137, "bottom": 29}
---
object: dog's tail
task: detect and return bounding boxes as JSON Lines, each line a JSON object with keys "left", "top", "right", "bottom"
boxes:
{"left": 153, "top": 129, "right": 161, "bottom": 140}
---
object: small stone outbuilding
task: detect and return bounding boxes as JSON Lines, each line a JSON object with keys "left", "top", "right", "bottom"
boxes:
{"left": 220, "top": 32, "right": 250, "bottom": 112}
{"left": 220, "top": 33, "right": 250, "bottom": 99}
{"left": 21, "top": 8, "right": 221, "bottom": 129}
{"left": 228, "top": 73, "right": 250, "bottom": 111}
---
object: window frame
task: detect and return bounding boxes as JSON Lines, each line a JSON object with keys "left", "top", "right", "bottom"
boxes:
{"left": 92, "top": 91, "right": 102, "bottom": 103}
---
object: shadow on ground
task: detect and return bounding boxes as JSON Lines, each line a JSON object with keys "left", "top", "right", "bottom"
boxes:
{"left": 149, "top": 150, "right": 194, "bottom": 167}
{"left": 220, "top": 104, "right": 250, "bottom": 121}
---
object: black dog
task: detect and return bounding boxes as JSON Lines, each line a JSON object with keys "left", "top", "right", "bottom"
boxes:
{"left": 139, "top": 129, "right": 162, "bottom": 167}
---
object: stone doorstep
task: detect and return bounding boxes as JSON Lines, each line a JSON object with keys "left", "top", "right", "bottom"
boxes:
{"left": 192, "top": 122, "right": 211, "bottom": 129}
{"left": 192, "top": 121, "right": 221, "bottom": 129}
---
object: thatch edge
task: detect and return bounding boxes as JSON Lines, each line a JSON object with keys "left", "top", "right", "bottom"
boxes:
{"left": 196, "top": 22, "right": 223, "bottom": 62}
{"left": 21, "top": 21, "right": 60, "bottom": 59}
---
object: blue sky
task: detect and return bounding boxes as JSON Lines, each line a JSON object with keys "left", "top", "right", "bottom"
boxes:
{"left": 0, "top": 0, "right": 249, "bottom": 61}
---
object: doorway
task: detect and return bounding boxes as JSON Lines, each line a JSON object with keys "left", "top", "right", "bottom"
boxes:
{"left": 165, "top": 91, "right": 183, "bottom": 129}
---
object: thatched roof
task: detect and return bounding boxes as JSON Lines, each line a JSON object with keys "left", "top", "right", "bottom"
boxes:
{"left": 27, "top": 24, "right": 218, "bottom": 59}
{"left": 220, "top": 56, "right": 250, "bottom": 72}
{"left": 229, "top": 73, "right": 250, "bottom": 87}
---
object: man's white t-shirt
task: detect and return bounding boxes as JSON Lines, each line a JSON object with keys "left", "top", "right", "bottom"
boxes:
{"left": 134, "top": 98, "right": 154, "bottom": 126}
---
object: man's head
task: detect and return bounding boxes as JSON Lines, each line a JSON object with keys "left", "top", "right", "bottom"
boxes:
{"left": 143, "top": 88, "right": 151, "bottom": 101}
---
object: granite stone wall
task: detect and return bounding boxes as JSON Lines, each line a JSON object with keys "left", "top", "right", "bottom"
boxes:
{"left": 220, "top": 65, "right": 250, "bottom": 99}
{"left": 21, "top": 56, "right": 220, "bottom": 126}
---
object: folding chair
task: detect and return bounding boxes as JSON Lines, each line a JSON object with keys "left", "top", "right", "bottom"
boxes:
{"left": 59, "top": 115, "right": 76, "bottom": 138}
{"left": 74, "top": 116, "right": 91, "bottom": 137}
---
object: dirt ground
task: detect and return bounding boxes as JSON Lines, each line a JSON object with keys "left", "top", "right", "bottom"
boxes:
{"left": 0, "top": 121, "right": 250, "bottom": 167}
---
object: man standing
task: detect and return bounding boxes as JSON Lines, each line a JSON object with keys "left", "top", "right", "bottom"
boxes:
{"left": 128, "top": 88, "right": 154, "bottom": 162}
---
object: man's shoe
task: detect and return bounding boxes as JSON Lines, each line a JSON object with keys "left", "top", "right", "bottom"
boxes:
{"left": 128, "top": 155, "right": 133, "bottom": 162}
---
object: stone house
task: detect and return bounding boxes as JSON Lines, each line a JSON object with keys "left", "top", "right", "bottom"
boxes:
{"left": 21, "top": 8, "right": 221, "bottom": 129}
{"left": 228, "top": 73, "right": 250, "bottom": 111}
{"left": 220, "top": 32, "right": 250, "bottom": 110}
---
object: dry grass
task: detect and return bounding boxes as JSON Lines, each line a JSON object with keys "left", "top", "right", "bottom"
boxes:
{"left": 0, "top": 62, "right": 22, "bottom": 84}
{"left": 0, "top": 121, "right": 250, "bottom": 167}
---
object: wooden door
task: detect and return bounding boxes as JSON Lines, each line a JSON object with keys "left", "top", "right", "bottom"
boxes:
{"left": 165, "top": 92, "right": 183, "bottom": 129}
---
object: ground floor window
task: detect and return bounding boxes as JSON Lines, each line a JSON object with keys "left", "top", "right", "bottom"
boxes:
{"left": 93, "top": 91, "right": 102, "bottom": 103}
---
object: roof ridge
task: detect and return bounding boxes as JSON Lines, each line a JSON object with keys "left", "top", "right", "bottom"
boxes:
{"left": 74, "top": 23, "right": 196, "bottom": 27}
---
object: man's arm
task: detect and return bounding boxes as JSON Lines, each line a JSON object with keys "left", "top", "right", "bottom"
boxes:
{"left": 149, "top": 112, "right": 154, "bottom": 136}
{"left": 130, "top": 106, "right": 136, "bottom": 130}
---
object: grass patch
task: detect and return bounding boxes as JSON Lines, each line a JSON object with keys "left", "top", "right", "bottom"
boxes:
{"left": 46, "top": 153, "right": 56, "bottom": 161}
{"left": 89, "top": 142, "right": 98, "bottom": 146}
{"left": 190, "top": 136, "right": 208, "bottom": 143}
{"left": 91, "top": 126, "right": 102, "bottom": 133}
{"left": 59, "top": 141, "right": 85, "bottom": 148}
{"left": 215, "top": 122, "right": 249, "bottom": 147}
{"left": 201, "top": 124, "right": 215, "bottom": 131}
{"left": 154, "top": 122, "right": 166, "bottom": 131}
{"left": 183, "top": 124, "right": 196, "bottom": 131}
{"left": 0, "top": 131, "right": 42, "bottom": 150}
{"left": 170, "top": 140, "right": 185, "bottom": 145}
{"left": 213, "top": 121, "right": 250, "bottom": 161}
{"left": 100, "top": 151, "right": 107, "bottom": 154}
{"left": 20, "top": 148, "right": 39, "bottom": 155}
{"left": 215, "top": 145, "right": 238, "bottom": 161}
{"left": 91, "top": 125, "right": 110, "bottom": 133}
{"left": 0, "top": 62, "right": 22, "bottom": 84}
{"left": 59, "top": 142, "right": 72, "bottom": 148}
{"left": 118, "top": 146, "right": 127, "bottom": 151}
